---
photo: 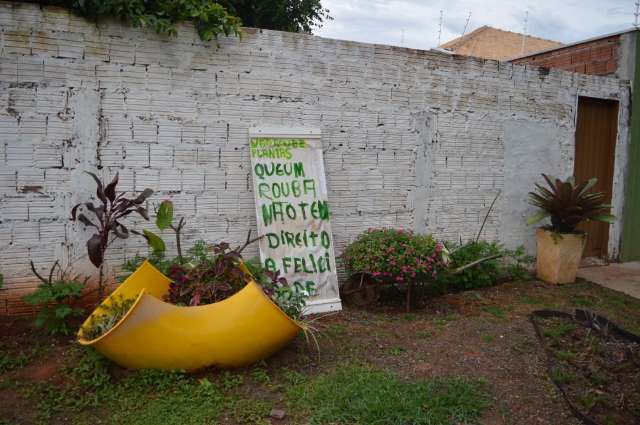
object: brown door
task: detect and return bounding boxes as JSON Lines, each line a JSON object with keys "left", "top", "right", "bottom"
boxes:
{"left": 574, "top": 96, "right": 618, "bottom": 258}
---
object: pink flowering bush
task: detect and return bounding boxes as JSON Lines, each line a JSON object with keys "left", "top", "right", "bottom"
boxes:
{"left": 342, "top": 228, "right": 447, "bottom": 287}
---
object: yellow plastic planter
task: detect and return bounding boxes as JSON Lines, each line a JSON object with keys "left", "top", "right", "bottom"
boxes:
{"left": 77, "top": 261, "right": 301, "bottom": 371}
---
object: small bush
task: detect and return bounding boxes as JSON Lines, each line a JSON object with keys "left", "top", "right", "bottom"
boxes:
{"left": 23, "top": 263, "right": 85, "bottom": 335}
{"left": 342, "top": 228, "right": 446, "bottom": 285}
{"left": 436, "top": 240, "right": 532, "bottom": 292}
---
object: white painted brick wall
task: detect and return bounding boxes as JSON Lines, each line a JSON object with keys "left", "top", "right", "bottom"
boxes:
{"left": 0, "top": 2, "right": 630, "bottom": 313}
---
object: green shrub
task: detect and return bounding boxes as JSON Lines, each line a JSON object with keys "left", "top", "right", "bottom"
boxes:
{"left": 342, "top": 228, "right": 446, "bottom": 285}
{"left": 23, "top": 262, "right": 85, "bottom": 335}
{"left": 436, "top": 241, "right": 532, "bottom": 291}
{"left": 44, "top": 0, "right": 241, "bottom": 41}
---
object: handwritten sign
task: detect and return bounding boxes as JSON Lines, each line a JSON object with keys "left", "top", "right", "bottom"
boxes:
{"left": 249, "top": 128, "right": 342, "bottom": 314}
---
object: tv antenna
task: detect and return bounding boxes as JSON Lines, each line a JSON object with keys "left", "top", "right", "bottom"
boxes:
{"left": 520, "top": 10, "right": 529, "bottom": 54}
{"left": 437, "top": 10, "right": 444, "bottom": 45}
{"left": 634, "top": 0, "right": 640, "bottom": 27}
{"left": 462, "top": 12, "right": 472, "bottom": 36}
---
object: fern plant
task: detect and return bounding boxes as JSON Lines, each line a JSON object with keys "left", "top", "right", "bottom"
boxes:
{"left": 527, "top": 174, "right": 615, "bottom": 233}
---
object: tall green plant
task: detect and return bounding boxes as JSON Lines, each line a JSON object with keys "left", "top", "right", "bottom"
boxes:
{"left": 527, "top": 174, "right": 615, "bottom": 233}
{"left": 139, "top": 200, "right": 184, "bottom": 259}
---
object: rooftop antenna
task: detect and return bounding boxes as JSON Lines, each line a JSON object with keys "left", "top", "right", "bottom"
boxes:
{"left": 634, "top": 0, "right": 640, "bottom": 27}
{"left": 437, "top": 10, "right": 444, "bottom": 46}
{"left": 462, "top": 12, "right": 472, "bottom": 36}
{"left": 520, "top": 10, "right": 529, "bottom": 54}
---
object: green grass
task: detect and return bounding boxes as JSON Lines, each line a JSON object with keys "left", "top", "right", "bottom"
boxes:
{"left": 250, "top": 366, "right": 271, "bottom": 385}
{"left": 0, "top": 345, "right": 49, "bottom": 374}
{"left": 432, "top": 314, "right": 458, "bottom": 327}
{"left": 543, "top": 322, "right": 576, "bottom": 341}
{"left": 519, "top": 295, "right": 543, "bottom": 305}
{"left": 482, "top": 306, "right": 506, "bottom": 319}
{"left": 0, "top": 350, "right": 31, "bottom": 374}
{"left": 569, "top": 294, "right": 597, "bottom": 308}
{"left": 387, "top": 346, "right": 406, "bottom": 356}
{"left": 554, "top": 350, "right": 576, "bottom": 362}
{"left": 22, "top": 354, "right": 228, "bottom": 425}
{"left": 481, "top": 334, "right": 495, "bottom": 343}
{"left": 108, "top": 376, "right": 225, "bottom": 425}
{"left": 232, "top": 398, "right": 273, "bottom": 425}
{"left": 550, "top": 366, "right": 576, "bottom": 385}
{"left": 287, "top": 364, "right": 489, "bottom": 425}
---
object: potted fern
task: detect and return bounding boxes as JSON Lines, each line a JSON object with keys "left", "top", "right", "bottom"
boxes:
{"left": 527, "top": 174, "right": 615, "bottom": 284}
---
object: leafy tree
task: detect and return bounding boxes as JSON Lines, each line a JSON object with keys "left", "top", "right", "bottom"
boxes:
{"left": 219, "top": 0, "right": 331, "bottom": 33}
{"left": 39, "top": 0, "right": 330, "bottom": 38}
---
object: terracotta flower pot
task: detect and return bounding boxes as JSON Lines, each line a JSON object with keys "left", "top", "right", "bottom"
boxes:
{"left": 535, "top": 228, "right": 586, "bottom": 284}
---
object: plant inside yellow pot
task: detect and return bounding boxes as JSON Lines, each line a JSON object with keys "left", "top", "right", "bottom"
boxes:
{"left": 527, "top": 174, "right": 615, "bottom": 284}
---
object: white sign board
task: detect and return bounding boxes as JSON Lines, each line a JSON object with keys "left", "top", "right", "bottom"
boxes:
{"left": 249, "top": 128, "right": 342, "bottom": 314}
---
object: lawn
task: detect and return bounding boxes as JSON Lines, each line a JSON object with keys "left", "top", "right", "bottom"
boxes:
{"left": 1, "top": 278, "right": 639, "bottom": 425}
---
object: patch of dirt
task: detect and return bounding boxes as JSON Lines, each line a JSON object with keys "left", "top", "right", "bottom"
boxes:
{"left": 533, "top": 313, "right": 640, "bottom": 425}
{"left": 18, "top": 346, "right": 68, "bottom": 383}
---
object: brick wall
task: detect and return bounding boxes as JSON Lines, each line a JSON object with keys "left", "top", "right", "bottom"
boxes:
{"left": 512, "top": 35, "right": 620, "bottom": 76}
{"left": 0, "top": 2, "right": 629, "bottom": 314}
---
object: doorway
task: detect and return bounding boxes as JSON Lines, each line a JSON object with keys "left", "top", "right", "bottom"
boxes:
{"left": 574, "top": 96, "right": 619, "bottom": 258}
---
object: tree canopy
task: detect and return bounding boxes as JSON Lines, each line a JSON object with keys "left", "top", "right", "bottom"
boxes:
{"left": 219, "top": 0, "right": 331, "bottom": 33}
{"left": 40, "top": 0, "right": 330, "bottom": 41}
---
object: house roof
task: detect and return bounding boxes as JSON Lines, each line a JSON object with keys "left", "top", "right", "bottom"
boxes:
{"left": 508, "top": 27, "right": 638, "bottom": 61}
{"left": 440, "top": 25, "right": 563, "bottom": 61}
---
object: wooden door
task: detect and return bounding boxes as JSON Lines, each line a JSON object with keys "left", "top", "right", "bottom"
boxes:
{"left": 574, "top": 96, "right": 618, "bottom": 258}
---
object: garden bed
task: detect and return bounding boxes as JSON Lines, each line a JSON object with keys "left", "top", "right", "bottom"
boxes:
{"left": 2, "top": 279, "right": 640, "bottom": 424}
{"left": 531, "top": 309, "right": 640, "bottom": 425}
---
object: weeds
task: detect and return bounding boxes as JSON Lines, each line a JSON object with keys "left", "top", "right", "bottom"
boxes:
{"left": 550, "top": 366, "right": 575, "bottom": 385}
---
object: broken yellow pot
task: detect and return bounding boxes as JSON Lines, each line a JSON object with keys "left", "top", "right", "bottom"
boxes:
{"left": 77, "top": 261, "right": 301, "bottom": 371}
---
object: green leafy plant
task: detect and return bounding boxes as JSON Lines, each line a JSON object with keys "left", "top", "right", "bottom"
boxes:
{"left": 45, "top": 0, "right": 241, "bottom": 41}
{"left": 23, "top": 261, "right": 86, "bottom": 335}
{"left": 80, "top": 294, "right": 136, "bottom": 340}
{"left": 527, "top": 174, "right": 615, "bottom": 233}
{"left": 245, "top": 258, "right": 313, "bottom": 318}
{"left": 165, "top": 242, "right": 247, "bottom": 306}
{"left": 123, "top": 201, "right": 311, "bottom": 319}
{"left": 219, "top": 0, "right": 331, "bottom": 33}
{"left": 71, "top": 172, "right": 154, "bottom": 297}
{"left": 343, "top": 228, "right": 446, "bottom": 284}
{"left": 436, "top": 241, "right": 533, "bottom": 291}
{"left": 134, "top": 200, "right": 184, "bottom": 260}
{"left": 342, "top": 228, "right": 447, "bottom": 310}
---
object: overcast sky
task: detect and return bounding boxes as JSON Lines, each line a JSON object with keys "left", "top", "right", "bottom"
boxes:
{"left": 315, "top": 0, "right": 634, "bottom": 50}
